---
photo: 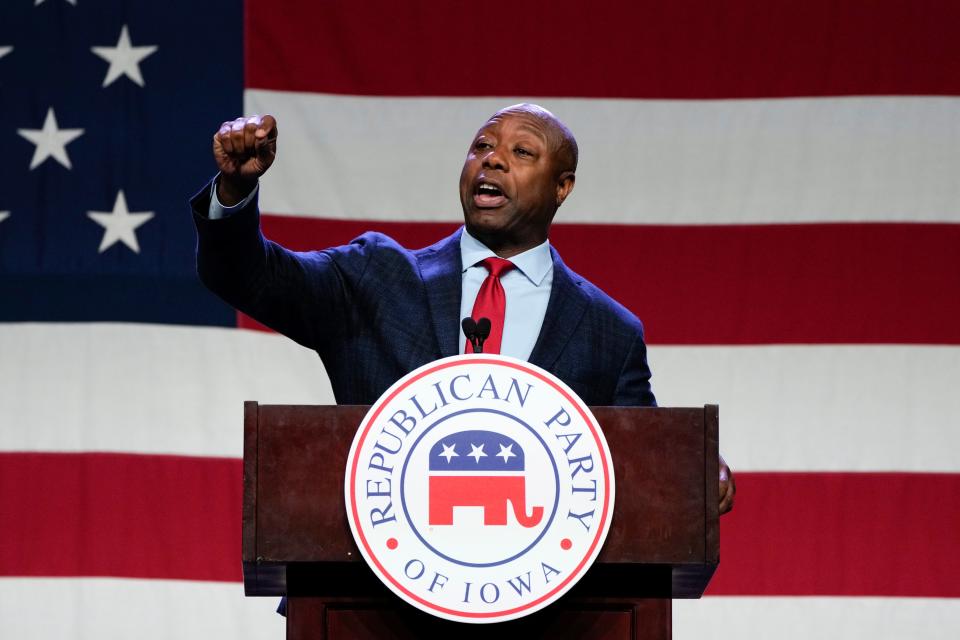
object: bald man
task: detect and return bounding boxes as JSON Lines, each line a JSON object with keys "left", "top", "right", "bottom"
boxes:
{"left": 191, "top": 104, "right": 735, "bottom": 514}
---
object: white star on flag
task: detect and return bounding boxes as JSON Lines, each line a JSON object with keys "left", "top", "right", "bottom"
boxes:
{"left": 496, "top": 443, "right": 516, "bottom": 463}
{"left": 35, "top": 0, "right": 77, "bottom": 6}
{"left": 87, "top": 191, "right": 155, "bottom": 254}
{"left": 0, "top": 212, "right": 10, "bottom": 225}
{"left": 438, "top": 443, "right": 458, "bottom": 463}
{"left": 468, "top": 444, "right": 487, "bottom": 463}
{"left": 17, "top": 107, "right": 85, "bottom": 170}
{"left": 91, "top": 25, "right": 158, "bottom": 87}
{"left": 0, "top": 46, "right": 12, "bottom": 61}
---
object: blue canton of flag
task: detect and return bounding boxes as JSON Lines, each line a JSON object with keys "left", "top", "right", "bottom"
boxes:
{"left": 0, "top": 0, "right": 242, "bottom": 325}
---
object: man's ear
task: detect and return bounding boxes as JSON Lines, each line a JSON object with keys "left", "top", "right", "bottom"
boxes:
{"left": 556, "top": 171, "right": 576, "bottom": 207}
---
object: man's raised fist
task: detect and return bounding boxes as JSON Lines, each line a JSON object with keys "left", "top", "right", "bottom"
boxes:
{"left": 212, "top": 114, "right": 278, "bottom": 206}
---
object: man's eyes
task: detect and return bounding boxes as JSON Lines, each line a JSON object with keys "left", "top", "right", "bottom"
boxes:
{"left": 472, "top": 141, "right": 535, "bottom": 157}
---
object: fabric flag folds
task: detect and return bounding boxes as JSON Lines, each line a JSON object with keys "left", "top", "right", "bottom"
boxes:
{"left": 1, "top": 1, "right": 958, "bottom": 637}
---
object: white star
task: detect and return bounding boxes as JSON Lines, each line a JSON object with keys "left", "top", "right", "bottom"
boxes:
{"left": 496, "top": 443, "right": 516, "bottom": 463}
{"left": 0, "top": 46, "right": 12, "bottom": 61}
{"left": 0, "top": 212, "right": 9, "bottom": 225}
{"left": 91, "top": 25, "right": 157, "bottom": 87}
{"left": 87, "top": 191, "right": 154, "bottom": 254}
{"left": 35, "top": 0, "right": 77, "bottom": 6}
{"left": 17, "top": 107, "right": 84, "bottom": 170}
{"left": 468, "top": 444, "right": 487, "bottom": 463}
{"left": 438, "top": 443, "right": 458, "bottom": 463}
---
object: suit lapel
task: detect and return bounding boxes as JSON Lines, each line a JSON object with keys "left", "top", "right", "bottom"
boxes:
{"left": 416, "top": 229, "right": 464, "bottom": 358}
{"left": 528, "top": 248, "right": 589, "bottom": 371}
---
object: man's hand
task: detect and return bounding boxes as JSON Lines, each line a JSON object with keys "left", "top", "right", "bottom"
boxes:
{"left": 719, "top": 454, "right": 735, "bottom": 515}
{"left": 213, "top": 114, "right": 278, "bottom": 206}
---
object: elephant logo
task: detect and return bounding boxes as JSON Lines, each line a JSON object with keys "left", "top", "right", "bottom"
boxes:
{"left": 428, "top": 429, "right": 544, "bottom": 528}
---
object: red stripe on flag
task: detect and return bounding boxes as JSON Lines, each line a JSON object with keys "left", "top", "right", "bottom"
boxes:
{"left": 250, "top": 216, "right": 960, "bottom": 345}
{"left": 246, "top": 0, "right": 960, "bottom": 98}
{"left": 0, "top": 452, "right": 241, "bottom": 582}
{"left": 707, "top": 472, "right": 960, "bottom": 597}
{"left": 3, "top": 454, "right": 959, "bottom": 597}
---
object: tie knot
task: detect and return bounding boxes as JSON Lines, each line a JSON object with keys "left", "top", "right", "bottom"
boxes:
{"left": 481, "top": 257, "right": 515, "bottom": 278}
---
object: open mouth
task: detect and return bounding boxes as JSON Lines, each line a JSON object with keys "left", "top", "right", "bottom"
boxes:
{"left": 473, "top": 181, "right": 508, "bottom": 208}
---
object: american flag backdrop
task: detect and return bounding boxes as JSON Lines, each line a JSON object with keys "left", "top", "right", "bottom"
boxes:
{"left": 2, "top": 1, "right": 959, "bottom": 637}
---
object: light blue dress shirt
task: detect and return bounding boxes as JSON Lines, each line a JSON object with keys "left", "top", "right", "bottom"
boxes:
{"left": 208, "top": 181, "right": 553, "bottom": 359}
{"left": 458, "top": 229, "right": 552, "bottom": 360}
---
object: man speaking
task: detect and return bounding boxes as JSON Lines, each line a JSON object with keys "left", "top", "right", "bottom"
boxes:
{"left": 190, "top": 103, "right": 734, "bottom": 514}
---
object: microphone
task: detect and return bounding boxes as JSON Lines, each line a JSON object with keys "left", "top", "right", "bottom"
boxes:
{"left": 461, "top": 316, "right": 491, "bottom": 354}
{"left": 461, "top": 317, "right": 480, "bottom": 353}
{"left": 476, "top": 317, "right": 491, "bottom": 342}
{"left": 461, "top": 317, "right": 477, "bottom": 337}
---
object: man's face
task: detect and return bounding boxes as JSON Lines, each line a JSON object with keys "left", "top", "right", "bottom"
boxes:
{"left": 459, "top": 110, "right": 574, "bottom": 256}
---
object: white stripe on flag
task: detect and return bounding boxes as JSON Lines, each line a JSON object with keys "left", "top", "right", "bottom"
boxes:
{"left": 674, "top": 597, "right": 960, "bottom": 640}
{"left": 2, "top": 579, "right": 958, "bottom": 639}
{"left": 246, "top": 91, "right": 960, "bottom": 224}
{"left": 0, "top": 323, "right": 332, "bottom": 457}
{"left": 0, "top": 578, "right": 283, "bottom": 639}
{"left": 2, "top": 324, "right": 958, "bottom": 472}
{"left": 650, "top": 344, "right": 960, "bottom": 472}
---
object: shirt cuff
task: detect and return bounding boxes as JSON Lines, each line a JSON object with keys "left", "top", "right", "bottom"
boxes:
{"left": 208, "top": 176, "right": 259, "bottom": 220}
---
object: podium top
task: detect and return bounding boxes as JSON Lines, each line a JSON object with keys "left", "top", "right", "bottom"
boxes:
{"left": 243, "top": 403, "right": 719, "bottom": 599}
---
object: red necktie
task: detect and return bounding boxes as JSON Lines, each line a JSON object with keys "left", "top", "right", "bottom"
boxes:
{"left": 467, "top": 257, "right": 515, "bottom": 354}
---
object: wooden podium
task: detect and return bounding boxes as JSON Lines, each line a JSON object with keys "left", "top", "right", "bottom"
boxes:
{"left": 242, "top": 402, "right": 719, "bottom": 639}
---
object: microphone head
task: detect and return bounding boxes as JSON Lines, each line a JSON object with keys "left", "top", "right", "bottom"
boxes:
{"left": 476, "top": 317, "right": 492, "bottom": 339}
{"left": 461, "top": 317, "right": 477, "bottom": 336}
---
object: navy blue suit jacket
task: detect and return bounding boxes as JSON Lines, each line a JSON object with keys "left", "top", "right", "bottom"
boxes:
{"left": 191, "top": 184, "right": 655, "bottom": 407}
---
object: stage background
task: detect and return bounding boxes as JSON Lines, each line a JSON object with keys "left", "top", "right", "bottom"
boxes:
{"left": 1, "top": 1, "right": 958, "bottom": 636}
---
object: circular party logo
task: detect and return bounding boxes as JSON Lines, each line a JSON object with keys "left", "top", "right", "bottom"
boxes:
{"left": 344, "top": 355, "right": 615, "bottom": 624}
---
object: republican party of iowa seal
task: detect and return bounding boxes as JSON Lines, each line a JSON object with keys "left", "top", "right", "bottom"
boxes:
{"left": 345, "top": 354, "right": 615, "bottom": 623}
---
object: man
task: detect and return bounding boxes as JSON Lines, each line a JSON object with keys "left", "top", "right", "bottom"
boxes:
{"left": 191, "top": 103, "right": 735, "bottom": 514}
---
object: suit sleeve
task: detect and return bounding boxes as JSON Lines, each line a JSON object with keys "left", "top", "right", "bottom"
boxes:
{"left": 190, "top": 178, "right": 373, "bottom": 351}
{"left": 611, "top": 324, "right": 657, "bottom": 407}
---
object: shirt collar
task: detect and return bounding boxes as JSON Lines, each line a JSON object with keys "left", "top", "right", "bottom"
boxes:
{"left": 459, "top": 227, "right": 553, "bottom": 286}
